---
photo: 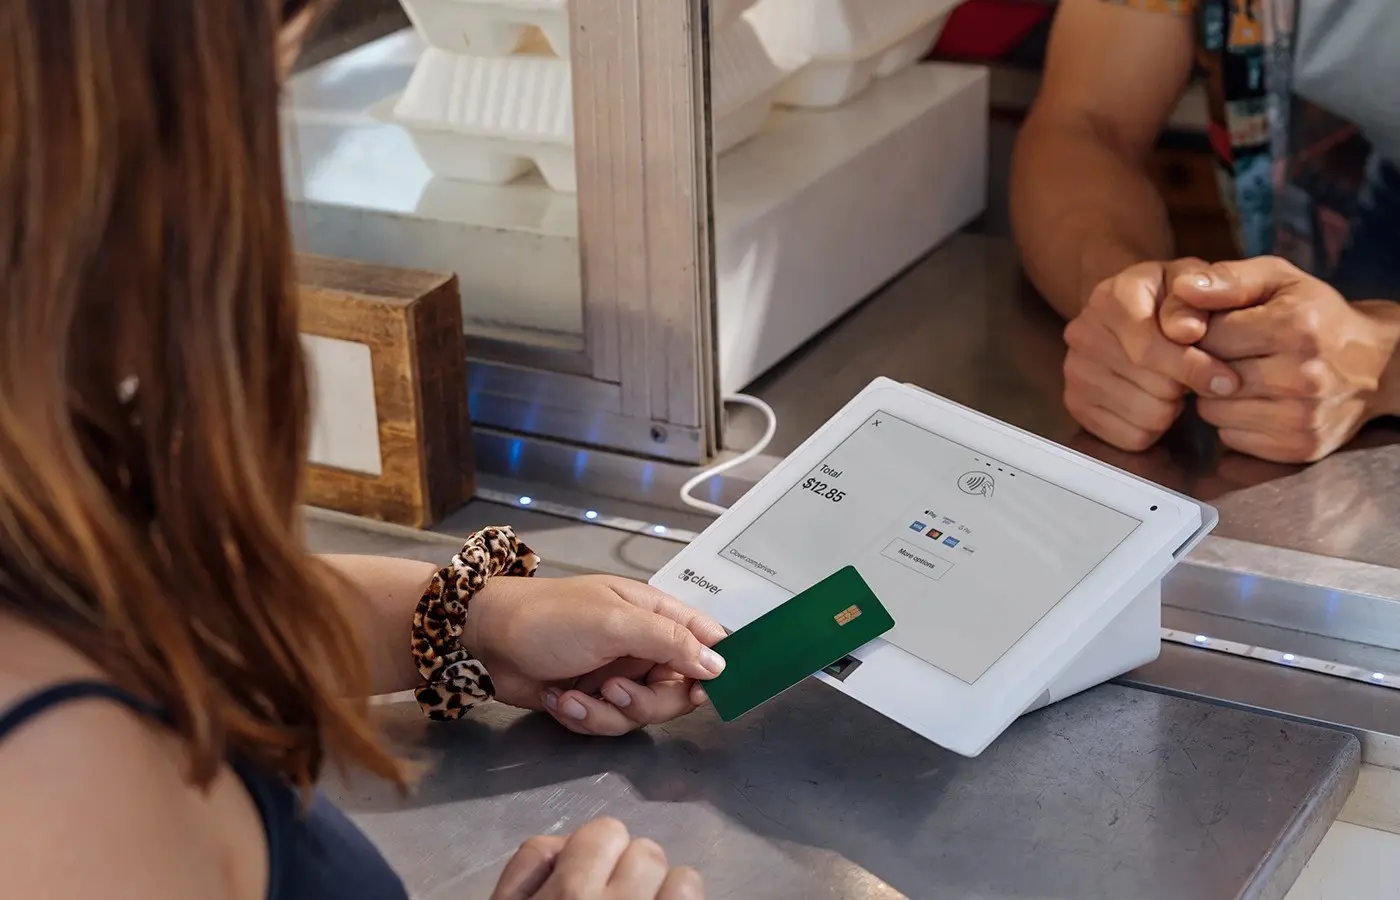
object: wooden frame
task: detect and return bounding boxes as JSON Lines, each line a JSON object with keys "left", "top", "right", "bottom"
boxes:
{"left": 297, "top": 253, "right": 474, "bottom": 527}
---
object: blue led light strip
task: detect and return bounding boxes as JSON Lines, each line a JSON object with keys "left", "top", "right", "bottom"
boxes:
{"left": 1161, "top": 627, "right": 1400, "bottom": 692}
{"left": 474, "top": 487, "right": 700, "bottom": 544}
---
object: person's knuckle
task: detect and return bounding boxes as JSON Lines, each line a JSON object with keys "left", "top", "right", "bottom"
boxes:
{"left": 1294, "top": 359, "right": 1330, "bottom": 397}
{"left": 1063, "top": 350, "right": 1099, "bottom": 384}
{"left": 1290, "top": 308, "right": 1325, "bottom": 356}
{"left": 1117, "top": 331, "right": 1147, "bottom": 366}
{"left": 521, "top": 835, "right": 555, "bottom": 857}
{"left": 668, "top": 867, "right": 706, "bottom": 899}
{"left": 1063, "top": 316, "right": 1092, "bottom": 350}
{"left": 631, "top": 838, "right": 668, "bottom": 866}
{"left": 1295, "top": 398, "right": 1327, "bottom": 432}
{"left": 598, "top": 605, "right": 634, "bottom": 639}
{"left": 515, "top": 836, "right": 558, "bottom": 870}
{"left": 587, "top": 816, "right": 630, "bottom": 843}
{"left": 1121, "top": 430, "right": 1156, "bottom": 452}
{"left": 1063, "top": 390, "right": 1092, "bottom": 423}
{"left": 1140, "top": 402, "right": 1176, "bottom": 433}
{"left": 1291, "top": 433, "right": 1326, "bottom": 463}
{"left": 662, "top": 619, "right": 693, "bottom": 651}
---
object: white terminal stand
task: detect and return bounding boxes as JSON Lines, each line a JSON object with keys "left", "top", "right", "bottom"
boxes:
{"left": 652, "top": 379, "right": 1218, "bottom": 757}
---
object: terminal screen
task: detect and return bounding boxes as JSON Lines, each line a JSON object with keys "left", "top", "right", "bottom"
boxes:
{"left": 720, "top": 412, "right": 1140, "bottom": 684}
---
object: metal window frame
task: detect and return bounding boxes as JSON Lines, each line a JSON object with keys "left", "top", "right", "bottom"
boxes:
{"left": 465, "top": 0, "right": 720, "bottom": 466}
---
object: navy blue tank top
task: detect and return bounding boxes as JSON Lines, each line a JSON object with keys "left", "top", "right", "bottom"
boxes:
{"left": 0, "top": 682, "right": 409, "bottom": 900}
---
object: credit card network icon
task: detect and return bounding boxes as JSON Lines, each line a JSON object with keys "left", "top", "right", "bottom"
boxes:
{"left": 926, "top": 528, "right": 944, "bottom": 541}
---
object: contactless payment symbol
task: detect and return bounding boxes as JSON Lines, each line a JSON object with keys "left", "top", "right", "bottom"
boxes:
{"left": 958, "top": 471, "right": 995, "bottom": 497}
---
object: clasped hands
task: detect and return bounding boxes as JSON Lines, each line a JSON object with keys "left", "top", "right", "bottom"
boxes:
{"left": 1063, "top": 256, "right": 1400, "bottom": 463}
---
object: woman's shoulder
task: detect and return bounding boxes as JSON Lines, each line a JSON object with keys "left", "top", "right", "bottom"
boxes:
{"left": 0, "top": 614, "right": 250, "bottom": 900}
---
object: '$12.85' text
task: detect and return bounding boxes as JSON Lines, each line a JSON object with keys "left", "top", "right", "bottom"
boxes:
{"left": 802, "top": 478, "right": 845, "bottom": 503}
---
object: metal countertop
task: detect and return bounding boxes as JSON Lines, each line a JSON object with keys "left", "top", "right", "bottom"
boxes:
{"left": 330, "top": 684, "right": 1357, "bottom": 900}
{"left": 306, "top": 232, "right": 1400, "bottom": 896}
{"left": 304, "top": 452, "right": 1363, "bottom": 900}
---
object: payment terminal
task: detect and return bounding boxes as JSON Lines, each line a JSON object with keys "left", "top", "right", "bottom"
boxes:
{"left": 653, "top": 378, "right": 1217, "bottom": 757}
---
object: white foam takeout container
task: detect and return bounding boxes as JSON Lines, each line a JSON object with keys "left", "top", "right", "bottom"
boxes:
{"left": 398, "top": 0, "right": 569, "bottom": 58}
{"left": 398, "top": 0, "right": 762, "bottom": 59}
{"left": 744, "top": 0, "right": 961, "bottom": 108}
{"left": 378, "top": 47, "right": 576, "bottom": 190}
{"left": 378, "top": 15, "right": 785, "bottom": 192}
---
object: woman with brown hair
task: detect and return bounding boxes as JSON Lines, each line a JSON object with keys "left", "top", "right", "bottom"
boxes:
{"left": 0, "top": 2, "right": 717, "bottom": 898}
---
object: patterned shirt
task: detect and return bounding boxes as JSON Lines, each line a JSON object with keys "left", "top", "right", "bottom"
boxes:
{"left": 1106, "top": 0, "right": 1399, "bottom": 300}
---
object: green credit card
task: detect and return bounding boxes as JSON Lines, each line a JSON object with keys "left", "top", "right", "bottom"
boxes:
{"left": 704, "top": 565, "right": 894, "bottom": 722}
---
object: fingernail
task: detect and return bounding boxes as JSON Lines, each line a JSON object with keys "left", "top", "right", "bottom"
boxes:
{"left": 603, "top": 684, "right": 632, "bottom": 708}
{"left": 541, "top": 689, "right": 559, "bottom": 711}
{"left": 1194, "top": 274, "right": 1214, "bottom": 289}
{"left": 1211, "top": 376, "right": 1236, "bottom": 396}
{"left": 700, "top": 649, "right": 726, "bottom": 675}
{"left": 560, "top": 697, "right": 587, "bottom": 720}
{"left": 693, "top": 686, "right": 709, "bottom": 706}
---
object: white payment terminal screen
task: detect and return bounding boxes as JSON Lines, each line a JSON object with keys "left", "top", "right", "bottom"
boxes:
{"left": 721, "top": 412, "right": 1140, "bottom": 684}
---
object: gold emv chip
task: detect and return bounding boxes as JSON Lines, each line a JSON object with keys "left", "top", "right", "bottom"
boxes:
{"left": 834, "top": 604, "right": 862, "bottom": 626}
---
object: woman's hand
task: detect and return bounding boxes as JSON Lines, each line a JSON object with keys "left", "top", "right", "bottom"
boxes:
{"left": 463, "top": 575, "right": 727, "bottom": 736}
{"left": 491, "top": 819, "right": 703, "bottom": 900}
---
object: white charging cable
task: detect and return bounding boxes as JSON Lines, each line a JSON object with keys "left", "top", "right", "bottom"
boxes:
{"left": 679, "top": 393, "right": 778, "bottom": 516}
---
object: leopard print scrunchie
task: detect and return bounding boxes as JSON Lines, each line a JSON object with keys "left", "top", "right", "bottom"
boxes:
{"left": 411, "top": 526, "right": 541, "bottom": 720}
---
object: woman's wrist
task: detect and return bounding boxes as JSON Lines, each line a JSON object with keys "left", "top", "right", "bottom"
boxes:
{"left": 410, "top": 526, "right": 541, "bottom": 720}
{"left": 459, "top": 578, "right": 511, "bottom": 674}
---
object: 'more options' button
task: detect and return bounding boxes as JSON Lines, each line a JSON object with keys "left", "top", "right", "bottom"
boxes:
{"left": 881, "top": 539, "right": 953, "bottom": 581}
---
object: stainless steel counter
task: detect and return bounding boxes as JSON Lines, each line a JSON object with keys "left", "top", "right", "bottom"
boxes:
{"left": 331, "top": 684, "right": 1357, "bottom": 900}
{"left": 307, "top": 430, "right": 1375, "bottom": 898}
{"left": 307, "top": 228, "right": 1400, "bottom": 897}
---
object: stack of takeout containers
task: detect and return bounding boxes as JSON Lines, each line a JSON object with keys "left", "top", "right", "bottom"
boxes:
{"left": 383, "top": 0, "right": 784, "bottom": 193}
{"left": 745, "top": 0, "right": 962, "bottom": 108}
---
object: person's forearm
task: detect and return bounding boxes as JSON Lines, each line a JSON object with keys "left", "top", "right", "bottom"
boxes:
{"left": 321, "top": 553, "right": 437, "bottom": 696}
{"left": 1011, "top": 114, "right": 1176, "bottom": 318}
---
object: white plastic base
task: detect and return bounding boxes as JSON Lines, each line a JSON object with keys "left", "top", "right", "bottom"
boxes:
{"left": 1022, "top": 580, "right": 1163, "bottom": 716}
